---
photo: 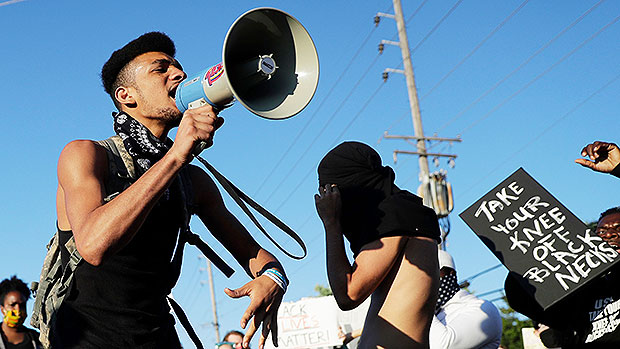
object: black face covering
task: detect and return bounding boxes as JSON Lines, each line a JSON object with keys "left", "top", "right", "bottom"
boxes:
{"left": 436, "top": 272, "right": 460, "bottom": 313}
{"left": 113, "top": 111, "right": 173, "bottom": 176}
{"left": 318, "top": 141, "right": 440, "bottom": 257}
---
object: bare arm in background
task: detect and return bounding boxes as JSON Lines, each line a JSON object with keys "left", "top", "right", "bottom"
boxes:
{"left": 314, "top": 184, "right": 406, "bottom": 310}
{"left": 575, "top": 141, "right": 620, "bottom": 174}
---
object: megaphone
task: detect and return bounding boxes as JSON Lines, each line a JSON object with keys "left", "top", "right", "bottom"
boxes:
{"left": 175, "top": 7, "right": 319, "bottom": 126}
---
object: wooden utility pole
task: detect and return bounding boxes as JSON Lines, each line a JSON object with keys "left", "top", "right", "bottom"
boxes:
{"left": 377, "top": 0, "right": 461, "bottom": 183}
{"left": 376, "top": 1, "right": 462, "bottom": 248}
{"left": 207, "top": 260, "right": 220, "bottom": 341}
{"left": 392, "top": 0, "right": 430, "bottom": 182}
{"left": 198, "top": 257, "right": 221, "bottom": 342}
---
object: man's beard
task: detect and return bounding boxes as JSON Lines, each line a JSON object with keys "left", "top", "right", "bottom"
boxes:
{"left": 135, "top": 87, "right": 183, "bottom": 125}
{"left": 157, "top": 106, "right": 183, "bottom": 126}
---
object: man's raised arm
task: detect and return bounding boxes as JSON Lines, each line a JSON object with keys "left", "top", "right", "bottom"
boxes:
{"left": 57, "top": 105, "right": 221, "bottom": 266}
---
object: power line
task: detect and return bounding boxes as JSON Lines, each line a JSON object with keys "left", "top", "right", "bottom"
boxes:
{"left": 420, "top": 0, "right": 532, "bottom": 100}
{"left": 378, "top": 0, "right": 467, "bottom": 136}
{"left": 405, "top": 0, "right": 430, "bottom": 24}
{"left": 436, "top": 0, "right": 607, "bottom": 133}
{"left": 458, "top": 12, "right": 619, "bottom": 135}
{"left": 262, "top": 54, "right": 383, "bottom": 206}
{"left": 410, "top": 0, "right": 465, "bottom": 55}
{"left": 455, "top": 69, "right": 620, "bottom": 201}
{"left": 0, "top": 0, "right": 26, "bottom": 7}
{"left": 186, "top": 279, "right": 207, "bottom": 312}
{"left": 476, "top": 288, "right": 504, "bottom": 298}
{"left": 274, "top": 81, "right": 386, "bottom": 213}
{"left": 490, "top": 295, "right": 507, "bottom": 303}
{"left": 252, "top": 3, "right": 395, "bottom": 198}
{"left": 252, "top": 26, "right": 378, "bottom": 197}
{"left": 329, "top": 83, "right": 387, "bottom": 148}
{"left": 177, "top": 255, "right": 202, "bottom": 301}
{"left": 461, "top": 263, "right": 503, "bottom": 283}
{"left": 386, "top": 0, "right": 540, "bottom": 134}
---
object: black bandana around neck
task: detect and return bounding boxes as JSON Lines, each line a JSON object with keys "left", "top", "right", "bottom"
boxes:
{"left": 113, "top": 111, "right": 173, "bottom": 176}
{"left": 435, "top": 272, "right": 460, "bottom": 313}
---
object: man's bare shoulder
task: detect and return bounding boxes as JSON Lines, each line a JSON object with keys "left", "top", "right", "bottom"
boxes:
{"left": 58, "top": 139, "right": 108, "bottom": 182}
{"left": 59, "top": 139, "right": 105, "bottom": 158}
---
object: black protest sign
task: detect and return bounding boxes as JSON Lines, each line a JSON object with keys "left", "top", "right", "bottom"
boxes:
{"left": 460, "top": 168, "right": 620, "bottom": 310}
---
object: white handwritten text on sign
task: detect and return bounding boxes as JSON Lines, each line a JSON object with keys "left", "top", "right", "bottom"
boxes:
{"left": 460, "top": 168, "right": 619, "bottom": 309}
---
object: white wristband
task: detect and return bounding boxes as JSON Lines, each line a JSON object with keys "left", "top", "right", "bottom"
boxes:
{"left": 263, "top": 272, "right": 287, "bottom": 293}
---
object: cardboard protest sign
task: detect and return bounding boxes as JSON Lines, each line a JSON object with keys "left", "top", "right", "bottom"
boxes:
{"left": 264, "top": 296, "right": 369, "bottom": 349}
{"left": 460, "top": 168, "right": 620, "bottom": 310}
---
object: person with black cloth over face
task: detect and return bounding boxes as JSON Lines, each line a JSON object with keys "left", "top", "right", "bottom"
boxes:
{"left": 314, "top": 141, "right": 441, "bottom": 349}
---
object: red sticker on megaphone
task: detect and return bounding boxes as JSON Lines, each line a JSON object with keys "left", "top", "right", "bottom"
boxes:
{"left": 204, "top": 63, "right": 224, "bottom": 86}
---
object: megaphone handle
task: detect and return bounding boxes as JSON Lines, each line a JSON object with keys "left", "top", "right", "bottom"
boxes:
{"left": 193, "top": 141, "right": 208, "bottom": 156}
{"left": 186, "top": 100, "right": 219, "bottom": 156}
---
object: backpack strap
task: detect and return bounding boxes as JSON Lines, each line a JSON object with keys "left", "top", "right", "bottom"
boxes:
{"left": 167, "top": 296, "right": 204, "bottom": 349}
{"left": 169, "top": 169, "right": 235, "bottom": 284}
{"left": 96, "top": 136, "right": 136, "bottom": 202}
{"left": 30, "top": 229, "right": 83, "bottom": 348}
{"left": 106, "top": 135, "right": 136, "bottom": 179}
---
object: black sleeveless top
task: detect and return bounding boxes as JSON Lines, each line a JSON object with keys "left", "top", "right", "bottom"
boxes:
{"left": 54, "top": 176, "right": 186, "bottom": 348}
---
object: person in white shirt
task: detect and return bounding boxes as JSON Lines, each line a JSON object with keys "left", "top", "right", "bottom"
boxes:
{"left": 429, "top": 250, "right": 502, "bottom": 349}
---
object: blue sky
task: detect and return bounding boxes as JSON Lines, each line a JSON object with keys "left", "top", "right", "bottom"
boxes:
{"left": 2, "top": 0, "right": 620, "bottom": 347}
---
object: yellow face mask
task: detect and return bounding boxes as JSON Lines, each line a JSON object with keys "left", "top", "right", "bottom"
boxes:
{"left": 3, "top": 309, "right": 25, "bottom": 328}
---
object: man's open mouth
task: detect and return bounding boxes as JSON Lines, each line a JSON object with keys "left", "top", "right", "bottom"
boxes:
{"left": 169, "top": 85, "right": 178, "bottom": 100}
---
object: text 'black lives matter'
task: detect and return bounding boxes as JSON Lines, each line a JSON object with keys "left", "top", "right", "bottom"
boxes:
{"left": 460, "top": 168, "right": 619, "bottom": 310}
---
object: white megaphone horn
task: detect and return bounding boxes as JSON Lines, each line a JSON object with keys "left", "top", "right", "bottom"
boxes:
{"left": 175, "top": 8, "right": 320, "bottom": 153}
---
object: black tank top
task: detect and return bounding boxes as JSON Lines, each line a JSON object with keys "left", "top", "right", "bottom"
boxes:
{"left": 54, "top": 177, "right": 186, "bottom": 348}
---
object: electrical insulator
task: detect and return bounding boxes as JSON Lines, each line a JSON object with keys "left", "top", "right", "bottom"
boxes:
{"left": 417, "top": 171, "right": 454, "bottom": 218}
{"left": 433, "top": 157, "right": 440, "bottom": 167}
{"left": 374, "top": 15, "right": 380, "bottom": 26}
{"left": 382, "top": 71, "right": 389, "bottom": 82}
{"left": 378, "top": 43, "right": 384, "bottom": 54}
{"left": 448, "top": 158, "right": 455, "bottom": 168}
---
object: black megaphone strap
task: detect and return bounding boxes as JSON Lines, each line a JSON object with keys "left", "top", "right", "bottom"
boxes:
{"left": 195, "top": 155, "right": 307, "bottom": 260}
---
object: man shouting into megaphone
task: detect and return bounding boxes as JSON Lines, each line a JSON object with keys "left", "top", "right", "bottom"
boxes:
{"left": 47, "top": 32, "right": 286, "bottom": 349}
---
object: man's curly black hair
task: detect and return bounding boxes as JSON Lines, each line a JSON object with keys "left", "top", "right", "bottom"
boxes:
{"left": 100, "top": 32, "right": 176, "bottom": 110}
{"left": 599, "top": 206, "right": 620, "bottom": 222}
{"left": 0, "top": 275, "right": 30, "bottom": 305}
